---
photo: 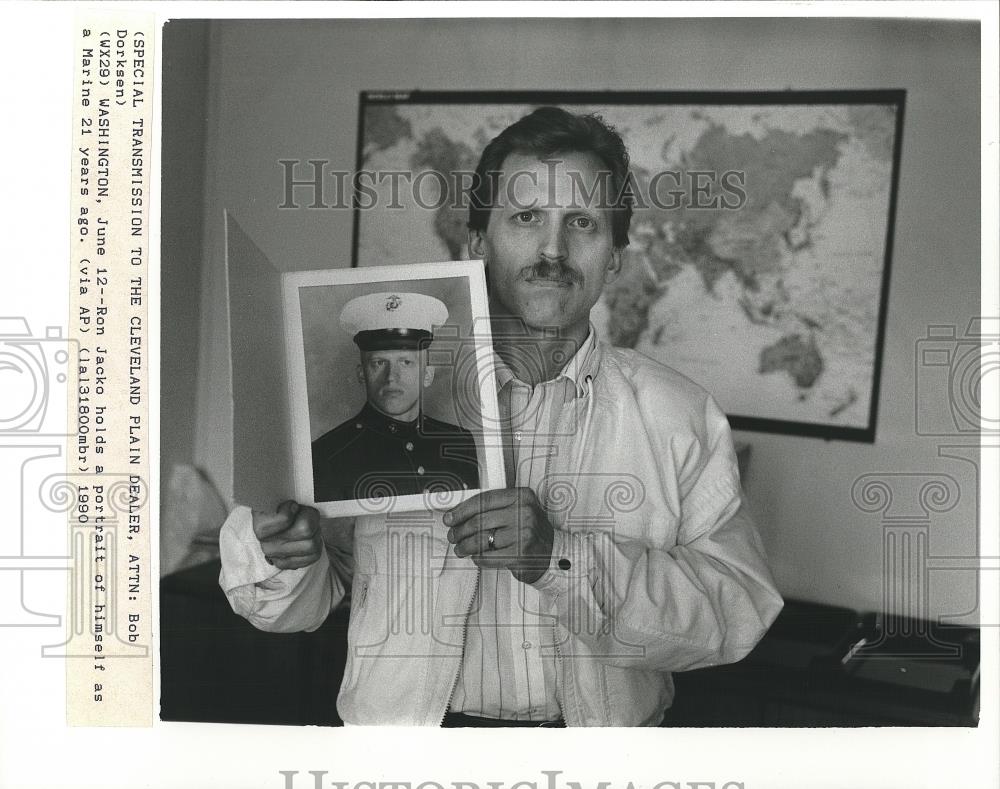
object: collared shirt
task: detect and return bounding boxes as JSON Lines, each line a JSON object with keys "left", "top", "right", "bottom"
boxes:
{"left": 450, "top": 330, "right": 598, "bottom": 721}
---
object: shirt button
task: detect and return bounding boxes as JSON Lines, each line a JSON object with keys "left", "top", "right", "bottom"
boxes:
{"left": 521, "top": 641, "right": 532, "bottom": 650}
{"left": 558, "top": 558, "right": 571, "bottom": 571}
{"left": 405, "top": 442, "right": 414, "bottom": 451}
{"left": 417, "top": 466, "right": 425, "bottom": 475}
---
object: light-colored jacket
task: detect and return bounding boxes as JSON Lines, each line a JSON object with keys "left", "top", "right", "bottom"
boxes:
{"left": 219, "top": 342, "right": 783, "bottom": 726}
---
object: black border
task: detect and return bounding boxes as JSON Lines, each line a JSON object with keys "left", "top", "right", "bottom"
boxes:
{"left": 352, "top": 89, "right": 906, "bottom": 444}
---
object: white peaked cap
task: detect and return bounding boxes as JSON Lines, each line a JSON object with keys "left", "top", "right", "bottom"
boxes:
{"left": 340, "top": 291, "right": 449, "bottom": 351}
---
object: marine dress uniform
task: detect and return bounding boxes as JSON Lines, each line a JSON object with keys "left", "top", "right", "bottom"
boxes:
{"left": 311, "top": 402, "right": 479, "bottom": 501}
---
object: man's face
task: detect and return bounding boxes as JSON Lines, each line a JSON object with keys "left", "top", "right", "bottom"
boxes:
{"left": 469, "top": 151, "right": 622, "bottom": 338}
{"left": 357, "top": 349, "right": 434, "bottom": 421}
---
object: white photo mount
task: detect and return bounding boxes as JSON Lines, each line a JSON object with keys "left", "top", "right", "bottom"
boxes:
{"left": 225, "top": 212, "right": 504, "bottom": 518}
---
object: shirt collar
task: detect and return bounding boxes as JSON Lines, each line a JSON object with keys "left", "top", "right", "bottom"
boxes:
{"left": 493, "top": 324, "right": 599, "bottom": 396}
{"left": 560, "top": 326, "right": 598, "bottom": 391}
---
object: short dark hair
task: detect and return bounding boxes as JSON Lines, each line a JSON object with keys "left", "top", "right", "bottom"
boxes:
{"left": 467, "top": 106, "right": 633, "bottom": 249}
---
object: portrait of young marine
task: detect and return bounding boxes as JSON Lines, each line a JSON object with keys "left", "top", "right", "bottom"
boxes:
{"left": 310, "top": 290, "right": 479, "bottom": 503}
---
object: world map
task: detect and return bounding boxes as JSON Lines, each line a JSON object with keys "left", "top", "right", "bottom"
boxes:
{"left": 356, "top": 100, "right": 899, "bottom": 434}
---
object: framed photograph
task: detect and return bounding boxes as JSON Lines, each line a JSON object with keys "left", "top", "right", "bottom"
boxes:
{"left": 283, "top": 259, "right": 505, "bottom": 517}
{"left": 353, "top": 90, "right": 905, "bottom": 443}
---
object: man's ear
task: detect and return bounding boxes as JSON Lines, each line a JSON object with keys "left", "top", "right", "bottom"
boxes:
{"left": 423, "top": 365, "right": 436, "bottom": 388}
{"left": 356, "top": 364, "right": 365, "bottom": 386}
{"left": 603, "top": 248, "right": 624, "bottom": 284}
{"left": 468, "top": 228, "right": 487, "bottom": 261}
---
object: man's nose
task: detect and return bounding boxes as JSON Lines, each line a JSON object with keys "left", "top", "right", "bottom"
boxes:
{"left": 386, "top": 362, "right": 402, "bottom": 382}
{"left": 538, "top": 222, "right": 568, "bottom": 261}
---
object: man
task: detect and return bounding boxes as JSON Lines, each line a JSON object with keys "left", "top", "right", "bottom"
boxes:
{"left": 219, "top": 107, "right": 783, "bottom": 726}
{"left": 310, "top": 291, "right": 479, "bottom": 502}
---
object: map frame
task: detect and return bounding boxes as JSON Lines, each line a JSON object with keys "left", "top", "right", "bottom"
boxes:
{"left": 351, "top": 89, "right": 906, "bottom": 443}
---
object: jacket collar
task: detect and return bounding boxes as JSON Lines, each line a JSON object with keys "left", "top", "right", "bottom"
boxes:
{"left": 357, "top": 401, "right": 420, "bottom": 437}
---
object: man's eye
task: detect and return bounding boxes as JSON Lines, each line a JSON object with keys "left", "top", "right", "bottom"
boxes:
{"left": 571, "top": 216, "right": 595, "bottom": 229}
{"left": 513, "top": 211, "right": 536, "bottom": 224}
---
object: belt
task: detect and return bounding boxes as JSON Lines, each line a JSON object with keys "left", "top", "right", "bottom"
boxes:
{"left": 442, "top": 712, "right": 565, "bottom": 728}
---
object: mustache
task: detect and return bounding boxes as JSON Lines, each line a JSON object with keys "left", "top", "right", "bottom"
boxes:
{"left": 520, "top": 259, "right": 583, "bottom": 284}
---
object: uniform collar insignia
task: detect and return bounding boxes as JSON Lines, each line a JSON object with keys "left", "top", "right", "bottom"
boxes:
{"left": 359, "top": 402, "right": 420, "bottom": 436}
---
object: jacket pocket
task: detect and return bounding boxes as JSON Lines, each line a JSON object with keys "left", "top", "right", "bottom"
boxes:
{"left": 355, "top": 515, "right": 450, "bottom": 578}
{"left": 339, "top": 515, "right": 459, "bottom": 717}
{"left": 347, "top": 520, "right": 451, "bottom": 655}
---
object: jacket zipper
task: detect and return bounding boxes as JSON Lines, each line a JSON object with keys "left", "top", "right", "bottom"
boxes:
{"left": 438, "top": 570, "right": 480, "bottom": 725}
{"left": 542, "top": 423, "right": 570, "bottom": 726}
{"left": 552, "top": 621, "right": 568, "bottom": 725}
{"left": 543, "top": 437, "right": 571, "bottom": 726}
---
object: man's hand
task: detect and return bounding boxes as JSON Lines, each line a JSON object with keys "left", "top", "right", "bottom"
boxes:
{"left": 444, "top": 488, "right": 554, "bottom": 584}
{"left": 252, "top": 500, "right": 323, "bottom": 571}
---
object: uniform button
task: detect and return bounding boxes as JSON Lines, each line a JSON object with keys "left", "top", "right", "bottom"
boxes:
{"left": 417, "top": 466, "right": 425, "bottom": 475}
{"left": 355, "top": 423, "right": 362, "bottom": 429}
{"left": 521, "top": 641, "right": 532, "bottom": 650}
{"left": 405, "top": 442, "right": 414, "bottom": 451}
{"left": 557, "top": 558, "right": 571, "bottom": 571}
{"left": 389, "top": 424, "right": 398, "bottom": 433}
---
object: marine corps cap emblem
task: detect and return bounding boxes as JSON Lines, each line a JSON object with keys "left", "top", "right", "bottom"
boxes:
{"left": 385, "top": 294, "right": 402, "bottom": 311}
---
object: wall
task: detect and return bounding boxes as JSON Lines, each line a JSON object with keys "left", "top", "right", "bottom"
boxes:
{"left": 175, "top": 18, "right": 982, "bottom": 618}
{"left": 161, "top": 20, "right": 210, "bottom": 482}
